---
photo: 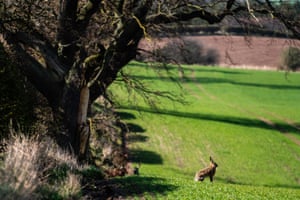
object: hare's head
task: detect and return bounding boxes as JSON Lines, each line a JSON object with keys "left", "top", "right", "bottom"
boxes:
{"left": 209, "top": 156, "right": 218, "bottom": 168}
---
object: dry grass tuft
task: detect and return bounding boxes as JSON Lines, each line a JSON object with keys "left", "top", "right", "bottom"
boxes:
{"left": 0, "top": 135, "right": 83, "bottom": 200}
{"left": 58, "top": 173, "right": 82, "bottom": 198}
{"left": 0, "top": 135, "right": 40, "bottom": 199}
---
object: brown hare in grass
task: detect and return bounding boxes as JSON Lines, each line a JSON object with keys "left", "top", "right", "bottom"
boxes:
{"left": 194, "top": 156, "right": 218, "bottom": 182}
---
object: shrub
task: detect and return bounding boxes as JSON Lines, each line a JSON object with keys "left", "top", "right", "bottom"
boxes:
{"left": 281, "top": 46, "right": 300, "bottom": 71}
{"left": 138, "top": 38, "right": 219, "bottom": 65}
{"left": 180, "top": 39, "right": 212, "bottom": 65}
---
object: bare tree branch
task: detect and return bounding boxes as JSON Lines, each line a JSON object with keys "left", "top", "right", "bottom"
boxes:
{"left": 146, "top": 4, "right": 246, "bottom": 24}
{"left": 57, "top": 0, "right": 80, "bottom": 66}
{"left": 1, "top": 31, "right": 62, "bottom": 107}
{"left": 14, "top": 32, "right": 67, "bottom": 79}
{"left": 265, "top": 0, "right": 300, "bottom": 39}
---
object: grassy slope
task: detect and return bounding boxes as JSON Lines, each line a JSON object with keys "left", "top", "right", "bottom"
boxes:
{"left": 109, "top": 62, "right": 300, "bottom": 199}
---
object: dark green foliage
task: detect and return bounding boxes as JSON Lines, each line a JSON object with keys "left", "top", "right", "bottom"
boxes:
{"left": 35, "top": 187, "right": 64, "bottom": 200}
{"left": 48, "top": 164, "right": 70, "bottom": 184}
{"left": 0, "top": 45, "right": 36, "bottom": 137}
{"left": 80, "top": 165, "right": 104, "bottom": 180}
{"left": 281, "top": 46, "right": 300, "bottom": 71}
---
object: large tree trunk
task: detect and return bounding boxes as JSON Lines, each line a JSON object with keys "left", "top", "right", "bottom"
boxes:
{"left": 49, "top": 84, "right": 94, "bottom": 163}
{"left": 53, "top": 67, "right": 93, "bottom": 159}
{"left": 77, "top": 86, "right": 91, "bottom": 160}
{"left": 0, "top": 0, "right": 149, "bottom": 162}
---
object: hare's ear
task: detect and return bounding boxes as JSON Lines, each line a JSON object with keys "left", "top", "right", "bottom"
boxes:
{"left": 210, "top": 156, "right": 213, "bottom": 162}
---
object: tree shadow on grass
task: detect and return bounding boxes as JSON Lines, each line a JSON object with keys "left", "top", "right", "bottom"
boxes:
{"left": 129, "top": 75, "right": 300, "bottom": 90}
{"left": 116, "top": 111, "right": 136, "bottom": 120}
{"left": 126, "top": 122, "right": 148, "bottom": 143}
{"left": 115, "top": 176, "right": 177, "bottom": 198}
{"left": 130, "top": 61, "right": 248, "bottom": 75}
{"left": 115, "top": 110, "right": 159, "bottom": 163}
{"left": 121, "top": 106, "right": 300, "bottom": 137}
{"left": 116, "top": 111, "right": 149, "bottom": 142}
{"left": 128, "top": 134, "right": 149, "bottom": 143}
{"left": 130, "top": 149, "right": 163, "bottom": 164}
{"left": 217, "top": 177, "right": 300, "bottom": 190}
{"left": 83, "top": 176, "right": 178, "bottom": 199}
{"left": 127, "top": 122, "right": 146, "bottom": 133}
{"left": 188, "top": 67, "right": 249, "bottom": 74}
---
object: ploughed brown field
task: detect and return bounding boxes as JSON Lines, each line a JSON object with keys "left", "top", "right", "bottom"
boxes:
{"left": 139, "top": 35, "right": 300, "bottom": 70}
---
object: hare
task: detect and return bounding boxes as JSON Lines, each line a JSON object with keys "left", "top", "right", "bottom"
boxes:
{"left": 194, "top": 156, "right": 218, "bottom": 182}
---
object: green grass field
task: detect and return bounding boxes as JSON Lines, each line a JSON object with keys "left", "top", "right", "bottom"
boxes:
{"left": 109, "top": 61, "right": 300, "bottom": 199}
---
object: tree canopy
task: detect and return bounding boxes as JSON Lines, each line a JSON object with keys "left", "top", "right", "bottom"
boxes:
{"left": 0, "top": 0, "right": 299, "bottom": 162}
